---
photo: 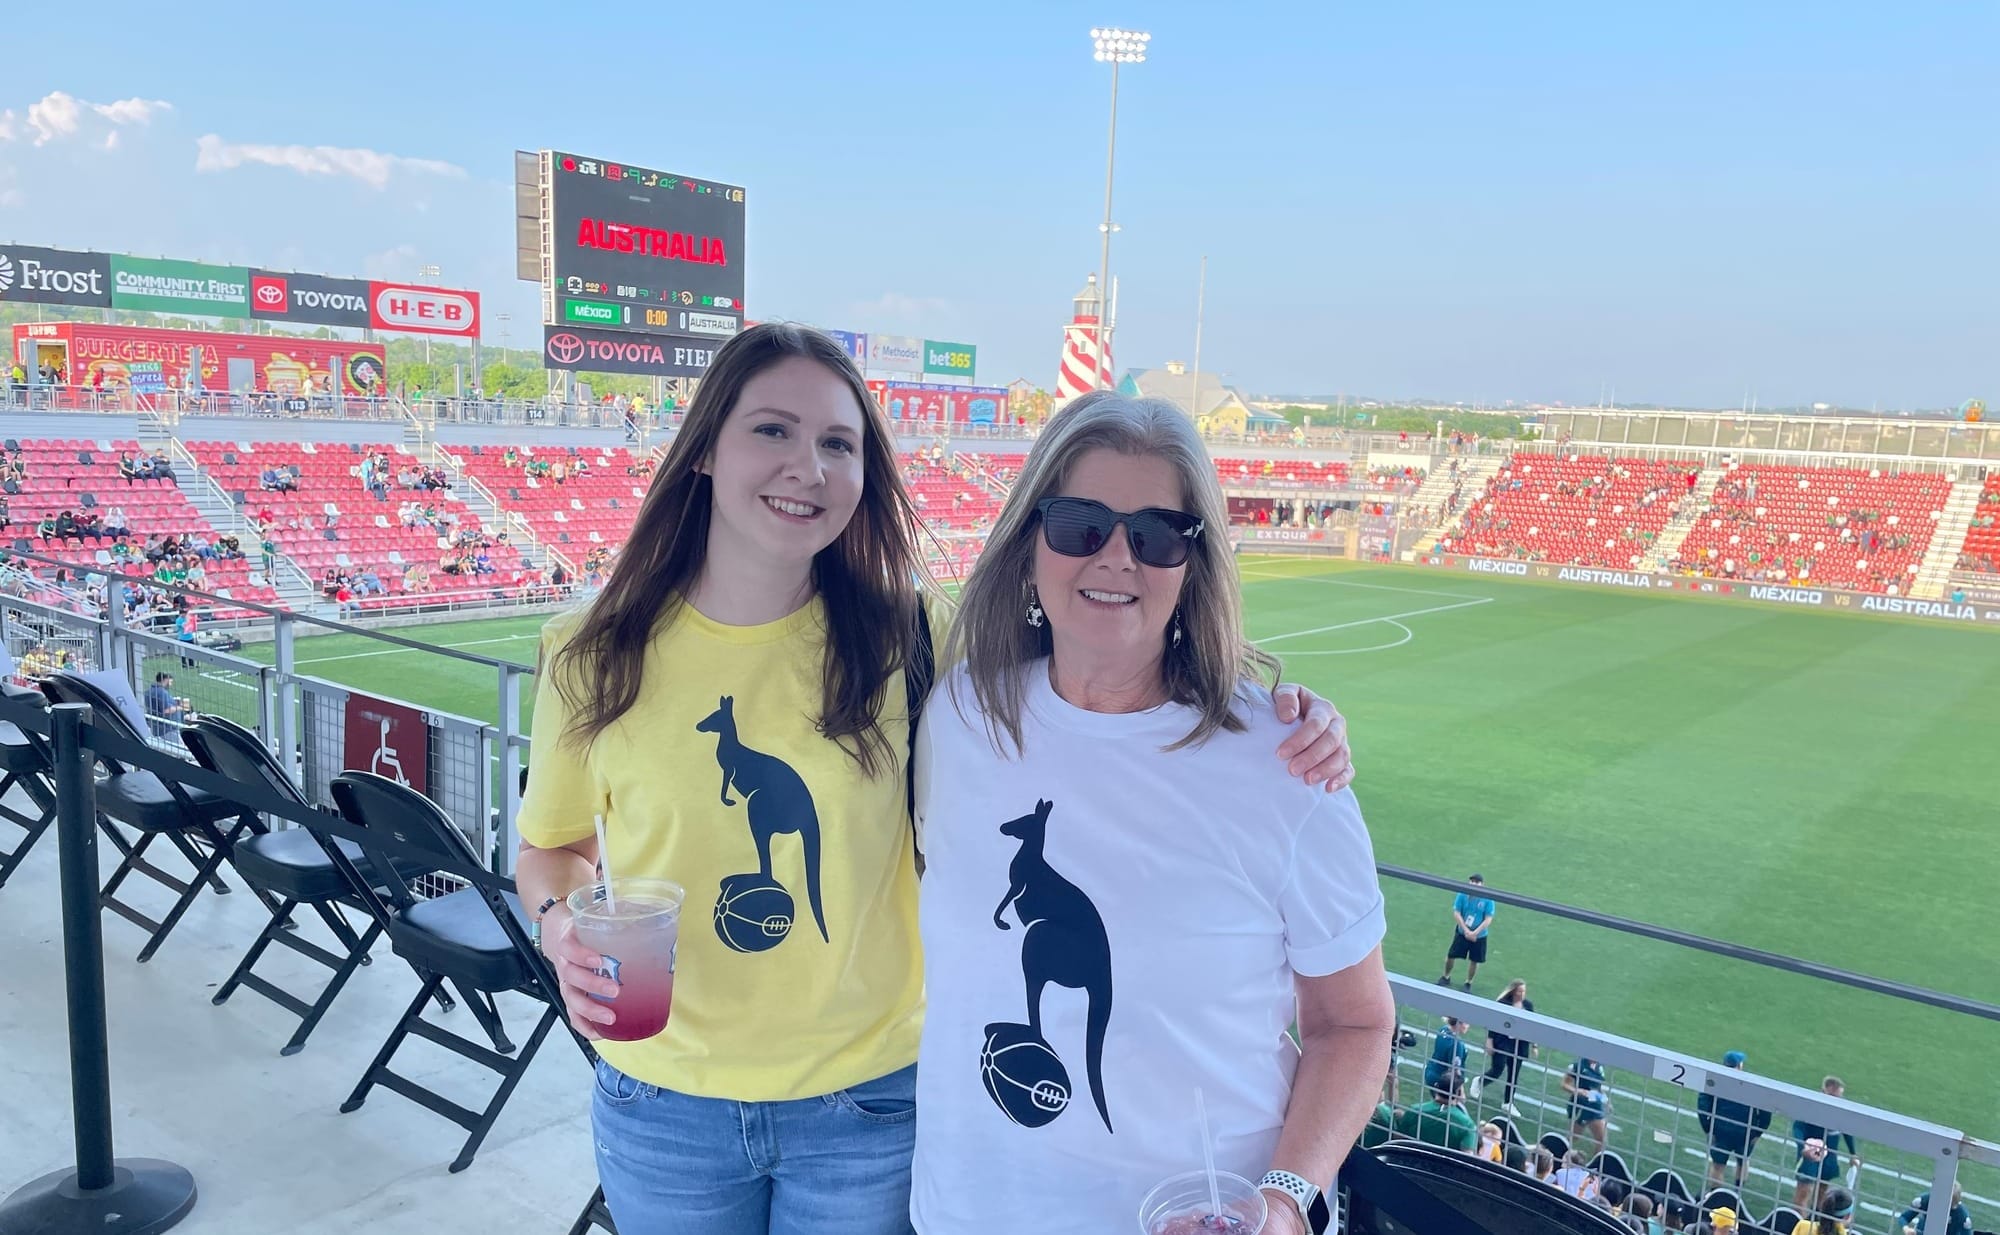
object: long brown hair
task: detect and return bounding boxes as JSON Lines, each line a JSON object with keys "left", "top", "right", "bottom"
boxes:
{"left": 548, "top": 322, "right": 926, "bottom": 776}
{"left": 947, "top": 391, "right": 1278, "bottom": 755}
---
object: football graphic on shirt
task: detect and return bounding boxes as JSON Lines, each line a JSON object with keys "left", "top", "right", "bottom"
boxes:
{"left": 714, "top": 873, "right": 794, "bottom": 953}
{"left": 981, "top": 1021, "right": 1071, "bottom": 1128}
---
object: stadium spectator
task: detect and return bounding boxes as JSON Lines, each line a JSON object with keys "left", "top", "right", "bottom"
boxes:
{"left": 1698, "top": 1050, "right": 1772, "bottom": 1190}
{"left": 516, "top": 340, "right": 1354, "bottom": 1235}
{"left": 502, "top": 446, "right": 519, "bottom": 469}
{"left": 1470, "top": 978, "right": 1534, "bottom": 1116}
{"left": 1503, "top": 1142, "right": 1531, "bottom": 1175}
{"left": 1475, "top": 1120, "right": 1505, "bottom": 1163}
{"left": 51, "top": 510, "right": 78, "bottom": 542}
{"left": 118, "top": 452, "right": 140, "bottom": 483}
{"left": 1565, "top": 1055, "right": 1610, "bottom": 1156}
{"left": 1550, "top": 1150, "right": 1600, "bottom": 1202}
{"left": 1791, "top": 1076, "right": 1860, "bottom": 1211}
{"left": 33, "top": 513, "right": 56, "bottom": 542}
{"left": 1599, "top": 1178, "right": 1633, "bottom": 1218}
{"left": 0, "top": 494, "right": 9, "bottom": 531}
{"left": 103, "top": 506, "right": 128, "bottom": 538}
{"left": 1395, "top": 1070, "right": 1478, "bottom": 1151}
{"left": 1628, "top": 1194, "right": 1658, "bottom": 1235}
{"left": 1424, "top": 1015, "right": 1471, "bottom": 1093}
{"left": 1895, "top": 1183, "right": 1971, "bottom": 1235}
{"left": 144, "top": 671, "right": 186, "bottom": 738}
{"left": 1531, "top": 1146, "right": 1557, "bottom": 1183}
{"left": 259, "top": 465, "right": 285, "bottom": 491}
{"left": 1792, "top": 1185, "right": 1854, "bottom": 1235}
{"left": 397, "top": 464, "right": 423, "bottom": 490}
{"left": 215, "top": 533, "right": 242, "bottom": 559}
{"left": 1439, "top": 873, "right": 1495, "bottom": 989}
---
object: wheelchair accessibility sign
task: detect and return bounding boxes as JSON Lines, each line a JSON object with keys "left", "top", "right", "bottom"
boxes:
{"left": 343, "top": 693, "right": 430, "bottom": 796}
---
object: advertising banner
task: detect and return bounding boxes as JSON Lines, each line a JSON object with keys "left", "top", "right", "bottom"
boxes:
{"left": 870, "top": 333, "right": 923, "bottom": 373}
{"left": 542, "top": 324, "right": 716, "bottom": 378}
{"left": 880, "top": 383, "right": 1008, "bottom": 423}
{"left": 249, "top": 270, "right": 372, "bottom": 329}
{"left": 125, "top": 361, "right": 165, "bottom": 395}
{"left": 1424, "top": 554, "right": 2000, "bottom": 626}
{"left": 35, "top": 322, "right": 386, "bottom": 395}
{"left": 825, "top": 330, "right": 869, "bottom": 368}
{"left": 368, "top": 281, "right": 481, "bottom": 337}
{"left": 0, "top": 244, "right": 112, "bottom": 308}
{"left": 923, "top": 339, "right": 977, "bottom": 379}
{"left": 343, "top": 693, "right": 429, "bottom": 795}
{"left": 110, "top": 255, "right": 251, "bottom": 317}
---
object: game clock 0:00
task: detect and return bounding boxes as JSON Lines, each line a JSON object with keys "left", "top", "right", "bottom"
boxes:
{"left": 644, "top": 308, "right": 672, "bottom": 328}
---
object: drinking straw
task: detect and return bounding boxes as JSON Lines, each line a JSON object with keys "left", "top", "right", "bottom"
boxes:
{"left": 593, "top": 813, "right": 615, "bottom": 912}
{"left": 1196, "top": 1087, "right": 1220, "bottom": 1219}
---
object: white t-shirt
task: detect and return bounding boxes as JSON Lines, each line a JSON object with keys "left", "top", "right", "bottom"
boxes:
{"left": 910, "top": 660, "right": 1387, "bottom": 1234}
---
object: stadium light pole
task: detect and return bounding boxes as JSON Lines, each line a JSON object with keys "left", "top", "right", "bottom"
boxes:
{"left": 1091, "top": 26, "right": 1148, "bottom": 390}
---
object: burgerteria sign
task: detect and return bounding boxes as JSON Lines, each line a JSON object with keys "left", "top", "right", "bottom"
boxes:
{"left": 542, "top": 324, "right": 715, "bottom": 378}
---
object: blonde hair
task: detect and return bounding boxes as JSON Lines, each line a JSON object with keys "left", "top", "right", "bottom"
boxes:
{"left": 946, "top": 391, "right": 1277, "bottom": 753}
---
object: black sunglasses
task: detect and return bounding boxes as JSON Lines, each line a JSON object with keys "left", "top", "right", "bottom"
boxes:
{"left": 1033, "top": 497, "right": 1204, "bottom": 568}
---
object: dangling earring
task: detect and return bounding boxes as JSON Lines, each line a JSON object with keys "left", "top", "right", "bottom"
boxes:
{"left": 1025, "top": 587, "right": 1045, "bottom": 628}
{"left": 1170, "top": 607, "right": 1183, "bottom": 647}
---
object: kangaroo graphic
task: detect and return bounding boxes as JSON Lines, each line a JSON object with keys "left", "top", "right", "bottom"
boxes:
{"left": 695, "top": 696, "right": 828, "bottom": 943}
{"left": 991, "top": 799, "right": 1114, "bottom": 1133}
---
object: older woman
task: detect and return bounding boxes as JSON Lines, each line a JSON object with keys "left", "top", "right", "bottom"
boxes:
{"left": 912, "top": 393, "right": 1394, "bottom": 1235}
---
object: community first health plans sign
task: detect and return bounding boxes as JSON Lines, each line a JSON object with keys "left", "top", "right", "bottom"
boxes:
{"left": 110, "top": 256, "right": 251, "bottom": 317}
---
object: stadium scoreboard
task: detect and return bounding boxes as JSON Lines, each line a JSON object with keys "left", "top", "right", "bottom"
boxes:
{"left": 520, "top": 149, "right": 746, "bottom": 342}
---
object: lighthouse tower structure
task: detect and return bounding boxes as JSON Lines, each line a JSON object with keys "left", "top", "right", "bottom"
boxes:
{"left": 1054, "top": 274, "right": 1113, "bottom": 408}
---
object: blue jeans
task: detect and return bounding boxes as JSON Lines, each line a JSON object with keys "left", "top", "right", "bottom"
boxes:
{"left": 591, "top": 1058, "right": 917, "bottom": 1235}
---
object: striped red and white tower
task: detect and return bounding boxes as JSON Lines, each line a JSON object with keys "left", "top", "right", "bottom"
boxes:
{"left": 1055, "top": 275, "right": 1113, "bottom": 407}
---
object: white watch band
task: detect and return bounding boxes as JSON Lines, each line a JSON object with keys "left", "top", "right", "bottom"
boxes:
{"left": 1258, "top": 1170, "right": 1318, "bottom": 1229}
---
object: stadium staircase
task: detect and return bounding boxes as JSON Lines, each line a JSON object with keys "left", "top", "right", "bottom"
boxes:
{"left": 1409, "top": 456, "right": 1502, "bottom": 556}
{"left": 1910, "top": 478, "right": 1985, "bottom": 598}
{"left": 433, "top": 445, "right": 564, "bottom": 575}
{"left": 1635, "top": 462, "right": 1728, "bottom": 571}
{"left": 163, "top": 436, "right": 322, "bottom": 612}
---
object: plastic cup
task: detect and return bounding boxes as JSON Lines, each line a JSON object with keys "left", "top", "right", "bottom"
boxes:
{"left": 566, "top": 877, "right": 684, "bottom": 1042}
{"left": 1138, "top": 1169, "right": 1267, "bottom": 1235}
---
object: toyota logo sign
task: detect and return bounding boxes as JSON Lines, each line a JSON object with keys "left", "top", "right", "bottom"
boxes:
{"left": 252, "top": 275, "right": 288, "bottom": 309}
{"left": 547, "top": 332, "right": 585, "bottom": 365}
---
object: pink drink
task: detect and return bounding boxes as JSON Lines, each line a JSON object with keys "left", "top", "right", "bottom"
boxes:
{"left": 1139, "top": 1171, "right": 1267, "bottom": 1235}
{"left": 567, "top": 878, "right": 684, "bottom": 1043}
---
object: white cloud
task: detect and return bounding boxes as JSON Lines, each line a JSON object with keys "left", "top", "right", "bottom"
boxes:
{"left": 1, "top": 91, "right": 171, "bottom": 146}
{"left": 194, "top": 134, "right": 465, "bottom": 190}
{"left": 361, "top": 244, "right": 422, "bottom": 280}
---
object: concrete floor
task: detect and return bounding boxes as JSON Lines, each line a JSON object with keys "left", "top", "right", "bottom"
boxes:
{"left": 0, "top": 786, "right": 601, "bottom": 1234}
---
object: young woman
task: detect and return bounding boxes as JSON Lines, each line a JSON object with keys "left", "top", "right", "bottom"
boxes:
{"left": 1469, "top": 979, "right": 1535, "bottom": 1116}
{"left": 516, "top": 326, "right": 1352, "bottom": 1235}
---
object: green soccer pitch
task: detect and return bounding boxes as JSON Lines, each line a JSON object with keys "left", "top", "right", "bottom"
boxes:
{"left": 240, "top": 556, "right": 2000, "bottom": 1150}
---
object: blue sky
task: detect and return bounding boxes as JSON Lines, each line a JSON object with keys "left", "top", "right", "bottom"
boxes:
{"left": 1, "top": 0, "right": 1992, "bottom": 409}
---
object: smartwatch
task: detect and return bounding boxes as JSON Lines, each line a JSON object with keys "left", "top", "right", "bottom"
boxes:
{"left": 1259, "top": 1170, "right": 1332, "bottom": 1234}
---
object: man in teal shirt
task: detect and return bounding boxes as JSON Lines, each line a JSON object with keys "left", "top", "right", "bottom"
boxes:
{"left": 1440, "top": 873, "right": 1495, "bottom": 990}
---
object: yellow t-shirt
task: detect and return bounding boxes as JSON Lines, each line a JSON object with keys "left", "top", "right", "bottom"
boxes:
{"left": 517, "top": 597, "right": 924, "bottom": 1101}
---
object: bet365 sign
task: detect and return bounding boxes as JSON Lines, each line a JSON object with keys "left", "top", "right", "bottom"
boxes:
{"left": 923, "top": 339, "right": 976, "bottom": 379}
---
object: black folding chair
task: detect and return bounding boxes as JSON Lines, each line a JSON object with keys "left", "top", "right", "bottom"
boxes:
{"left": 1539, "top": 1131, "right": 1572, "bottom": 1162}
{"left": 180, "top": 716, "right": 450, "bottom": 1056}
{"left": 42, "top": 670, "right": 275, "bottom": 961}
{"left": 1588, "top": 1149, "right": 1632, "bottom": 1183}
{"left": 1345, "top": 1141, "right": 1629, "bottom": 1234}
{"left": 329, "top": 770, "right": 567, "bottom": 1172}
{"left": 1761, "top": 1204, "right": 1802, "bottom": 1232}
{"left": 1639, "top": 1167, "right": 1694, "bottom": 1206}
{"left": 0, "top": 682, "right": 59, "bottom": 890}
{"left": 1700, "top": 1187, "right": 1742, "bottom": 1217}
{"left": 565, "top": 1186, "right": 618, "bottom": 1235}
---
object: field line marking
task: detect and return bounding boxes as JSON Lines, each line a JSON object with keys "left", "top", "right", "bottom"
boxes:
{"left": 1254, "top": 596, "right": 1492, "bottom": 645}
{"left": 1239, "top": 569, "right": 1488, "bottom": 602}
{"left": 291, "top": 631, "right": 541, "bottom": 667}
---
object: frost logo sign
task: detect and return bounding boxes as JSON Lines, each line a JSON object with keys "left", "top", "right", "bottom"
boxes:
{"left": 0, "top": 246, "right": 112, "bottom": 307}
